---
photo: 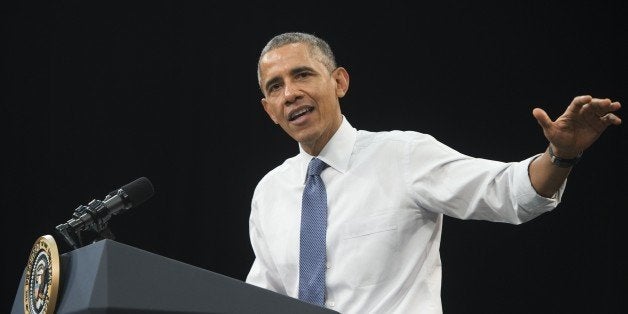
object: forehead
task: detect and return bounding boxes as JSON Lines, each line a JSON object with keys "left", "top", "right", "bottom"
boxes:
{"left": 259, "top": 43, "right": 322, "bottom": 80}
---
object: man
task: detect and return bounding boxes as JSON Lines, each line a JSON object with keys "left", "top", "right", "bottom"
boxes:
{"left": 245, "top": 32, "right": 621, "bottom": 313}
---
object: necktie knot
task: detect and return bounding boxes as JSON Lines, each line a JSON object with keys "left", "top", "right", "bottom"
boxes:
{"left": 307, "top": 158, "right": 328, "bottom": 177}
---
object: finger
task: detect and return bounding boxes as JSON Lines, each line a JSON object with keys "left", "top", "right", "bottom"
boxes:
{"left": 567, "top": 95, "right": 593, "bottom": 112}
{"left": 588, "top": 98, "right": 613, "bottom": 116}
{"left": 579, "top": 102, "right": 597, "bottom": 117}
{"left": 609, "top": 101, "right": 622, "bottom": 112}
{"left": 579, "top": 101, "right": 608, "bottom": 118}
{"left": 601, "top": 113, "right": 622, "bottom": 125}
{"left": 583, "top": 100, "right": 622, "bottom": 118}
{"left": 532, "top": 108, "right": 553, "bottom": 130}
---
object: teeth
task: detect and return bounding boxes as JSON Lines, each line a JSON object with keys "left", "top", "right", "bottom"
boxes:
{"left": 290, "top": 107, "right": 311, "bottom": 120}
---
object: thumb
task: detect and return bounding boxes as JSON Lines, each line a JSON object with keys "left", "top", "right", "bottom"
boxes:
{"left": 532, "top": 108, "right": 553, "bottom": 130}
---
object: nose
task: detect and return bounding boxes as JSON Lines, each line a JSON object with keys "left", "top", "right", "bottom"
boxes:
{"left": 283, "top": 81, "right": 302, "bottom": 104}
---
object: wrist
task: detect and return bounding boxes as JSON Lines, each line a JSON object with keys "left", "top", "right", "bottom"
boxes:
{"left": 547, "top": 144, "right": 582, "bottom": 168}
{"left": 548, "top": 144, "right": 580, "bottom": 159}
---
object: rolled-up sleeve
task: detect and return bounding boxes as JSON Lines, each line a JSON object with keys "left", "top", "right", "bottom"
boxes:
{"left": 406, "top": 135, "right": 565, "bottom": 224}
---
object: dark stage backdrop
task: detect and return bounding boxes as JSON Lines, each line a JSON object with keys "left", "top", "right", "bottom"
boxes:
{"left": 2, "top": 1, "right": 626, "bottom": 313}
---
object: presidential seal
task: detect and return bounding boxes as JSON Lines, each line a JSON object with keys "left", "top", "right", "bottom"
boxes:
{"left": 23, "top": 235, "right": 60, "bottom": 314}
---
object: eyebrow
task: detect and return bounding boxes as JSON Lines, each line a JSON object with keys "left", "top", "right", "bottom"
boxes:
{"left": 264, "top": 66, "right": 316, "bottom": 93}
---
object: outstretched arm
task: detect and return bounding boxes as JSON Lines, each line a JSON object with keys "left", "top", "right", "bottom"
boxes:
{"left": 529, "top": 95, "right": 622, "bottom": 197}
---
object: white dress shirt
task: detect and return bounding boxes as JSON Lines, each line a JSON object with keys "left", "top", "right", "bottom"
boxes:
{"left": 246, "top": 116, "right": 564, "bottom": 314}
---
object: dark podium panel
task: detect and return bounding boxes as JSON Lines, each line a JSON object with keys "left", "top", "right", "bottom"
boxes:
{"left": 11, "top": 239, "right": 339, "bottom": 314}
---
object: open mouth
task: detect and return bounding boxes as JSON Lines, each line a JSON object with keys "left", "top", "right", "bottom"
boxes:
{"left": 288, "top": 107, "right": 314, "bottom": 122}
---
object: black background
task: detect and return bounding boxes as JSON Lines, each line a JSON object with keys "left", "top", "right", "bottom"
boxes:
{"left": 2, "top": 1, "right": 626, "bottom": 313}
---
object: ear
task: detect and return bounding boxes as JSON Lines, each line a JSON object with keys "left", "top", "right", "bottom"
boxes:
{"left": 261, "top": 98, "right": 279, "bottom": 124}
{"left": 333, "top": 67, "right": 350, "bottom": 98}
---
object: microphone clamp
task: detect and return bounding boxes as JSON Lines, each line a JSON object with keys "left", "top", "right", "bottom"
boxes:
{"left": 55, "top": 197, "right": 118, "bottom": 250}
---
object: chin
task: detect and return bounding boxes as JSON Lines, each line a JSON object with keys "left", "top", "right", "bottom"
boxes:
{"left": 291, "top": 130, "right": 319, "bottom": 146}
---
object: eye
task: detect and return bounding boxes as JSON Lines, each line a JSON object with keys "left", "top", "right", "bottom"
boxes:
{"left": 295, "top": 70, "right": 312, "bottom": 79}
{"left": 267, "top": 83, "right": 282, "bottom": 94}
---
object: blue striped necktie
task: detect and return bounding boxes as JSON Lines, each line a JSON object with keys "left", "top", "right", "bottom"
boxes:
{"left": 298, "top": 157, "right": 329, "bottom": 306}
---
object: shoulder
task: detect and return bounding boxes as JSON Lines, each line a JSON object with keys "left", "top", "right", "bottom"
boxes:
{"left": 253, "top": 155, "right": 300, "bottom": 196}
{"left": 353, "top": 129, "right": 463, "bottom": 164}
{"left": 356, "top": 129, "right": 441, "bottom": 149}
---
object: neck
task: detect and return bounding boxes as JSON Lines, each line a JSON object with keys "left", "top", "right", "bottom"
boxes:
{"left": 301, "top": 114, "right": 343, "bottom": 156}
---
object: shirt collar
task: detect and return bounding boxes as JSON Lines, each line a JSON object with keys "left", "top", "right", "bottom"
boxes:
{"left": 298, "top": 115, "right": 356, "bottom": 181}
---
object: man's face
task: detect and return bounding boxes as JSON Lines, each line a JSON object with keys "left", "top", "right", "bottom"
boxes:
{"left": 259, "top": 43, "right": 348, "bottom": 155}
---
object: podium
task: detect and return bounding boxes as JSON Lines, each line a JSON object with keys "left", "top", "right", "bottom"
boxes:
{"left": 11, "top": 239, "right": 338, "bottom": 313}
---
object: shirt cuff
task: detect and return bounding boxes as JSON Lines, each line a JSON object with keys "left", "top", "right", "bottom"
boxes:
{"left": 513, "top": 154, "right": 566, "bottom": 213}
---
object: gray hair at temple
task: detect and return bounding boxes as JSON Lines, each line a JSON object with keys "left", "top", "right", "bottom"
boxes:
{"left": 257, "top": 32, "right": 338, "bottom": 89}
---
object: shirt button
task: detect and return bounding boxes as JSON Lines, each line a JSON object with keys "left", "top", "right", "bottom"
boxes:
{"left": 326, "top": 264, "right": 331, "bottom": 269}
{"left": 328, "top": 301, "right": 335, "bottom": 307}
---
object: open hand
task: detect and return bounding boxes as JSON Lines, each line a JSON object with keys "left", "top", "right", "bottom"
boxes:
{"left": 532, "top": 95, "right": 621, "bottom": 157}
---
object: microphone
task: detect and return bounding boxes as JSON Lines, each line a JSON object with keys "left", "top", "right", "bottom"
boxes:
{"left": 55, "top": 177, "right": 155, "bottom": 249}
{"left": 103, "top": 176, "right": 155, "bottom": 217}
